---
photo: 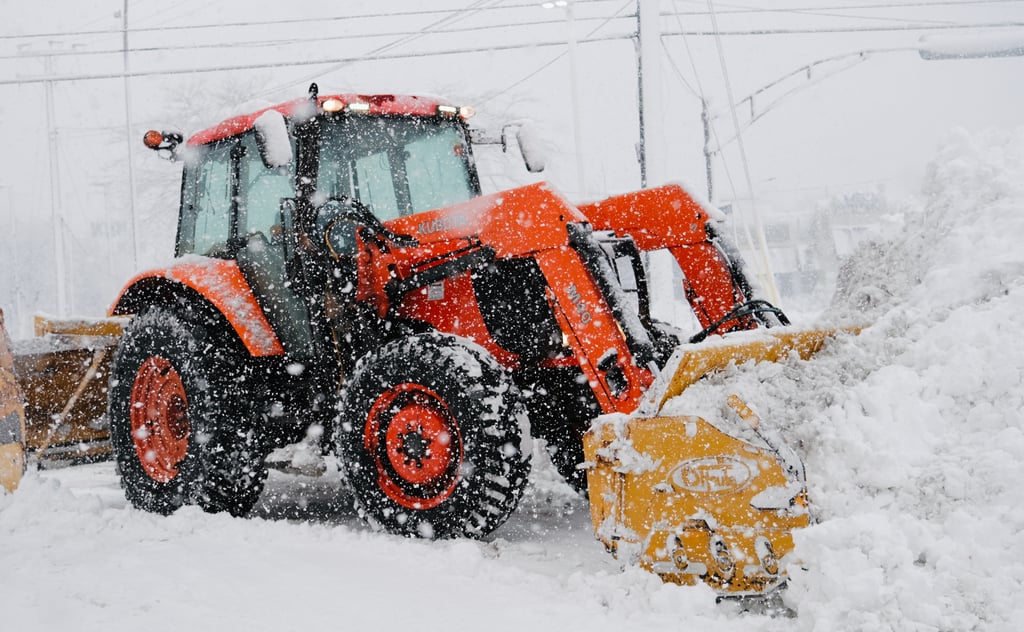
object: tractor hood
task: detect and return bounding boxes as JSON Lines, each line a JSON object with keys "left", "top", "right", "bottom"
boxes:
{"left": 385, "top": 182, "right": 588, "bottom": 257}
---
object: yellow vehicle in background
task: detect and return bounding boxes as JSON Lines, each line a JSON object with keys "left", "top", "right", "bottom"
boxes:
{"left": 0, "top": 308, "right": 26, "bottom": 492}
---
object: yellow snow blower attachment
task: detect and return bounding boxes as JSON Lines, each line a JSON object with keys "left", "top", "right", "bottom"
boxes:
{"left": 0, "top": 309, "right": 27, "bottom": 492}
{"left": 583, "top": 327, "right": 858, "bottom": 596}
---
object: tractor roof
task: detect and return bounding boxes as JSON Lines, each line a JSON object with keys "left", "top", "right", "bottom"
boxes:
{"left": 187, "top": 94, "right": 458, "bottom": 146}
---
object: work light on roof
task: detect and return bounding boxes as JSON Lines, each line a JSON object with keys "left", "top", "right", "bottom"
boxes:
{"left": 322, "top": 99, "right": 345, "bottom": 113}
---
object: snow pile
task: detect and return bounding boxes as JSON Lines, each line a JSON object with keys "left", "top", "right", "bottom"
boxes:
{"left": 666, "top": 127, "right": 1024, "bottom": 630}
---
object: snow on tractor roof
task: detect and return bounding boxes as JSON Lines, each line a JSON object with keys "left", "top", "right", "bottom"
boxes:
{"left": 187, "top": 94, "right": 459, "bottom": 146}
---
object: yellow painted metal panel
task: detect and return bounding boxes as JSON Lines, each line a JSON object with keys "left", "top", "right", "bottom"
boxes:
{"left": 0, "top": 443, "right": 25, "bottom": 493}
{"left": 0, "top": 308, "right": 26, "bottom": 492}
{"left": 584, "top": 413, "right": 809, "bottom": 594}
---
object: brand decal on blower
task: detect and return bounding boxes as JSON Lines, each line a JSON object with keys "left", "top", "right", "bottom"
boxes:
{"left": 667, "top": 456, "right": 754, "bottom": 494}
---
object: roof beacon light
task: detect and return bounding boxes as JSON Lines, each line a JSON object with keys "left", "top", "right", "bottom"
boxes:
{"left": 458, "top": 105, "right": 476, "bottom": 120}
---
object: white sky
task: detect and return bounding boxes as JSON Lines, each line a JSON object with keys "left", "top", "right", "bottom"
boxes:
{"left": 1, "top": 0, "right": 1023, "bottom": 333}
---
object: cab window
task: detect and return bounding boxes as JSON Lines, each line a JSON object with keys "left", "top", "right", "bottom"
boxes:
{"left": 316, "top": 116, "right": 477, "bottom": 222}
{"left": 178, "top": 142, "right": 233, "bottom": 257}
{"left": 405, "top": 128, "right": 474, "bottom": 213}
{"left": 353, "top": 152, "right": 400, "bottom": 220}
{"left": 239, "top": 133, "right": 295, "bottom": 240}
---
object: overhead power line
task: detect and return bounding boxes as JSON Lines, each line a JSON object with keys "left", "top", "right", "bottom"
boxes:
{"left": 6, "top": 18, "right": 1023, "bottom": 64}
{"left": 0, "top": 12, "right": 635, "bottom": 61}
{"left": 660, "top": 20, "right": 1024, "bottom": 36}
{"left": 0, "top": 2, "right": 603, "bottom": 41}
{"left": 672, "top": 0, "right": 1024, "bottom": 14}
{"left": 3, "top": 0, "right": 1020, "bottom": 43}
{"left": 479, "top": 0, "right": 635, "bottom": 103}
{"left": 0, "top": 34, "right": 632, "bottom": 87}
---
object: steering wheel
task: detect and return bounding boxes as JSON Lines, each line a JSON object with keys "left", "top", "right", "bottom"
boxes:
{"left": 316, "top": 197, "right": 419, "bottom": 258}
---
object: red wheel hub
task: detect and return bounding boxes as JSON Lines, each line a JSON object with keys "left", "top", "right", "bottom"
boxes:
{"left": 129, "top": 357, "right": 190, "bottom": 483}
{"left": 365, "top": 383, "right": 462, "bottom": 510}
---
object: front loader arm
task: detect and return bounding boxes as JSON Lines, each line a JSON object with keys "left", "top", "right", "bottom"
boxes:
{"left": 578, "top": 185, "right": 757, "bottom": 335}
{"left": 532, "top": 245, "right": 654, "bottom": 413}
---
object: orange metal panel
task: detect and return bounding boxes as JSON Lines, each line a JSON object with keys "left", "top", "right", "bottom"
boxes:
{"left": 669, "top": 242, "right": 751, "bottom": 332}
{"left": 534, "top": 247, "right": 654, "bottom": 414}
{"left": 188, "top": 94, "right": 457, "bottom": 146}
{"left": 580, "top": 185, "right": 750, "bottom": 332}
{"left": 394, "top": 271, "right": 521, "bottom": 369}
{"left": 386, "top": 182, "right": 586, "bottom": 257}
{"left": 110, "top": 258, "right": 284, "bottom": 357}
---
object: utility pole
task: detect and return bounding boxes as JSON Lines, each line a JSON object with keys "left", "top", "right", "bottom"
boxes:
{"left": 701, "top": 98, "right": 713, "bottom": 200}
{"left": 43, "top": 51, "right": 68, "bottom": 317}
{"left": 565, "top": 2, "right": 585, "bottom": 197}
{"left": 0, "top": 184, "right": 21, "bottom": 330}
{"left": 636, "top": 0, "right": 662, "bottom": 188}
{"left": 542, "top": 1, "right": 586, "bottom": 197}
{"left": 635, "top": 11, "right": 646, "bottom": 188}
{"left": 123, "top": 0, "right": 139, "bottom": 270}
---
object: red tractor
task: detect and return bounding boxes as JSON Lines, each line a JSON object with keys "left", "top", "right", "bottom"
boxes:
{"left": 110, "top": 84, "right": 790, "bottom": 543}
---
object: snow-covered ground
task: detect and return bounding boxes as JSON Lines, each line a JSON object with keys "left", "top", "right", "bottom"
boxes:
{"left": 2, "top": 127, "right": 1023, "bottom": 631}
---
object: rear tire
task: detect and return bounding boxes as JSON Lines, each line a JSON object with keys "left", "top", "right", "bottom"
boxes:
{"left": 108, "top": 307, "right": 267, "bottom": 516}
{"left": 336, "top": 332, "right": 530, "bottom": 539}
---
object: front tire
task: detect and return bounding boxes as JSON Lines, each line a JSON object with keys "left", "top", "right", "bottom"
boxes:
{"left": 336, "top": 332, "right": 530, "bottom": 539}
{"left": 108, "top": 307, "right": 267, "bottom": 516}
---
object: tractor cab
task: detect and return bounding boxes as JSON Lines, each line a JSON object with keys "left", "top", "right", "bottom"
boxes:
{"left": 151, "top": 91, "right": 489, "bottom": 364}
{"left": 172, "top": 93, "right": 481, "bottom": 261}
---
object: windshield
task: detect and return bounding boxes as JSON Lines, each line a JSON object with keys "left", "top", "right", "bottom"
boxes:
{"left": 316, "top": 116, "right": 478, "bottom": 221}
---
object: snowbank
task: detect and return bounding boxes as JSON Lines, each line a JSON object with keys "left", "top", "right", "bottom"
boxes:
{"left": 665, "top": 127, "right": 1024, "bottom": 630}
{"left": 788, "top": 127, "right": 1024, "bottom": 631}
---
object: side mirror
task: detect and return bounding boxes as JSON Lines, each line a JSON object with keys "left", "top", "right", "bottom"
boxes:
{"left": 254, "top": 110, "right": 293, "bottom": 169}
{"left": 470, "top": 120, "right": 547, "bottom": 173}
{"left": 508, "top": 121, "right": 545, "bottom": 173}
